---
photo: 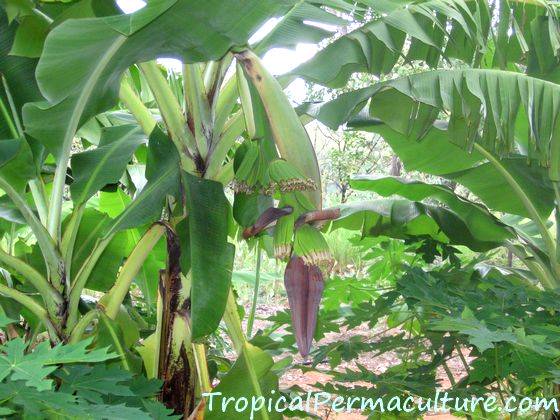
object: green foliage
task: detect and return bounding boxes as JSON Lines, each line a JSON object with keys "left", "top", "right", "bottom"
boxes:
{"left": 184, "top": 172, "right": 235, "bottom": 340}
{"left": 70, "top": 125, "right": 146, "bottom": 205}
{"left": 351, "top": 175, "right": 513, "bottom": 243}
{"left": 3, "top": 0, "right": 560, "bottom": 417}
{"left": 293, "top": 0, "right": 560, "bottom": 86}
{"left": 0, "top": 338, "right": 115, "bottom": 390}
{"left": 0, "top": 338, "right": 174, "bottom": 418}
{"left": 329, "top": 198, "right": 505, "bottom": 251}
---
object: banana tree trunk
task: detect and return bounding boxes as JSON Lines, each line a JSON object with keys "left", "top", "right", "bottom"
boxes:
{"left": 156, "top": 225, "right": 196, "bottom": 415}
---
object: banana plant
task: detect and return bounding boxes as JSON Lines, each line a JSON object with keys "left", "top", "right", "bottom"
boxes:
{"left": 294, "top": 0, "right": 560, "bottom": 292}
{"left": 0, "top": 0, "right": 375, "bottom": 416}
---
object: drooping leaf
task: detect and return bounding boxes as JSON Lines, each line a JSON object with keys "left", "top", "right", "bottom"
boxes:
{"left": 314, "top": 69, "right": 560, "bottom": 182}
{"left": 304, "top": 100, "right": 557, "bottom": 219}
{"left": 292, "top": 0, "right": 560, "bottom": 87}
{"left": 105, "top": 128, "right": 179, "bottom": 235}
{"left": 328, "top": 199, "right": 505, "bottom": 251}
{"left": 350, "top": 175, "right": 513, "bottom": 243}
{"left": 184, "top": 172, "right": 235, "bottom": 339}
{"left": 70, "top": 124, "right": 146, "bottom": 204}
{"left": 22, "top": 0, "right": 282, "bottom": 170}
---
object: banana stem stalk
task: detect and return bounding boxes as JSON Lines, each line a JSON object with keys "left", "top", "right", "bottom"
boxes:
{"left": 183, "top": 63, "right": 211, "bottom": 159}
{"left": 68, "top": 309, "right": 99, "bottom": 344}
{"left": 67, "top": 234, "right": 115, "bottom": 330}
{"left": 193, "top": 343, "right": 212, "bottom": 394}
{"left": 205, "top": 112, "right": 244, "bottom": 180}
{"left": 101, "top": 224, "right": 166, "bottom": 320}
{"left": 139, "top": 61, "right": 197, "bottom": 172}
{"left": 60, "top": 205, "right": 84, "bottom": 287}
{"left": 236, "top": 63, "right": 256, "bottom": 139}
{"left": 246, "top": 246, "right": 262, "bottom": 337}
{"left": 0, "top": 92, "right": 18, "bottom": 137}
{"left": 119, "top": 79, "right": 157, "bottom": 135}
{"left": 28, "top": 181, "right": 49, "bottom": 226}
{"left": 212, "top": 75, "right": 238, "bottom": 138}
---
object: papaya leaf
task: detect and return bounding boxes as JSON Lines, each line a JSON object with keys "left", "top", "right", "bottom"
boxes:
{"left": 0, "top": 337, "right": 116, "bottom": 391}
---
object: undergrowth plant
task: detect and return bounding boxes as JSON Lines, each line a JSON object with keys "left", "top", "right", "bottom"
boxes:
{"left": 2, "top": 0, "right": 560, "bottom": 418}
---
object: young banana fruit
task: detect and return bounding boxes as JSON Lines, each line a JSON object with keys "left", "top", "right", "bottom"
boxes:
{"left": 235, "top": 49, "right": 322, "bottom": 210}
{"left": 234, "top": 50, "right": 340, "bottom": 358}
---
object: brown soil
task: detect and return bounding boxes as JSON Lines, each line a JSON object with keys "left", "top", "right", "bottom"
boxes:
{"left": 243, "top": 303, "right": 468, "bottom": 419}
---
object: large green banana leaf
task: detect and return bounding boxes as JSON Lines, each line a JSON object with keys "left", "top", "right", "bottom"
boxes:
{"left": 350, "top": 175, "right": 514, "bottom": 243}
{"left": 22, "top": 0, "right": 282, "bottom": 164}
{"left": 301, "top": 69, "right": 560, "bottom": 220}
{"left": 292, "top": 0, "right": 560, "bottom": 87}
{"left": 328, "top": 198, "right": 507, "bottom": 251}
{"left": 355, "top": 123, "right": 556, "bottom": 220}
{"left": 183, "top": 172, "right": 235, "bottom": 340}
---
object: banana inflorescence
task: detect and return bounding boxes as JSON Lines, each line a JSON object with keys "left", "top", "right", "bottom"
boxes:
{"left": 235, "top": 49, "right": 322, "bottom": 210}
{"left": 284, "top": 256, "right": 324, "bottom": 358}
{"left": 237, "top": 151, "right": 337, "bottom": 357}
{"left": 234, "top": 50, "right": 341, "bottom": 358}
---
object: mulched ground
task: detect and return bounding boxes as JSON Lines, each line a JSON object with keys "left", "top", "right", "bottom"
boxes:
{"left": 244, "top": 302, "right": 468, "bottom": 419}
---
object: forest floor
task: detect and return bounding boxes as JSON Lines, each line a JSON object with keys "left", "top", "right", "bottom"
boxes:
{"left": 246, "top": 302, "right": 467, "bottom": 420}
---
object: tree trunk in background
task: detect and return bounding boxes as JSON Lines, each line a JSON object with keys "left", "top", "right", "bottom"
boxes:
{"left": 340, "top": 183, "right": 349, "bottom": 203}
{"left": 390, "top": 155, "right": 402, "bottom": 176}
{"left": 442, "top": 179, "right": 458, "bottom": 191}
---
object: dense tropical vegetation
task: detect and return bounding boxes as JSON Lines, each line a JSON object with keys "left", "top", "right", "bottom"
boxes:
{"left": 1, "top": 0, "right": 560, "bottom": 418}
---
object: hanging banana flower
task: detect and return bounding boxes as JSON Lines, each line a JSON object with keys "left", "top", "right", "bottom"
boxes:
{"left": 232, "top": 133, "right": 330, "bottom": 359}
{"left": 244, "top": 205, "right": 340, "bottom": 357}
{"left": 284, "top": 256, "right": 323, "bottom": 358}
{"left": 234, "top": 49, "right": 340, "bottom": 357}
